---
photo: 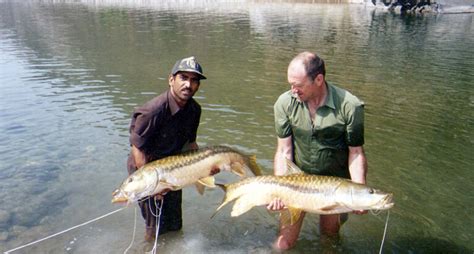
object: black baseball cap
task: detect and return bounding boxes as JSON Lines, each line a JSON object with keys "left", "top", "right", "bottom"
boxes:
{"left": 171, "top": 56, "right": 206, "bottom": 80}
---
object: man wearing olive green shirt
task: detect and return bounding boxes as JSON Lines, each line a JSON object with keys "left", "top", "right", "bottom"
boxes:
{"left": 267, "top": 52, "right": 368, "bottom": 250}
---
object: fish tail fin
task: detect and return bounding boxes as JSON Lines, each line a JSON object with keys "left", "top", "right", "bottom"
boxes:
{"left": 211, "top": 183, "right": 230, "bottom": 219}
{"left": 230, "top": 163, "right": 246, "bottom": 177}
{"left": 247, "top": 155, "right": 262, "bottom": 176}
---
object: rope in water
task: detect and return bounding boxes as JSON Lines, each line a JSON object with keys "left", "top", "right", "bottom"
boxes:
{"left": 4, "top": 201, "right": 387, "bottom": 253}
{"left": 150, "top": 197, "right": 163, "bottom": 254}
{"left": 122, "top": 197, "right": 163, "bottom": 254}
{"left": 378, "top": 210, "right": 390, "bottom": 254}
{"left": 123, "top": 206, "right": 137, "bottom": 254}
{"left": 3, "top": 207, "right": 126, "bottom": 254}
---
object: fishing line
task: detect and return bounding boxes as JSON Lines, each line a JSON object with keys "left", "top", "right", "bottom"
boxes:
{"left": 370, "top": 209, "right": 383, "bottom": 216}
{"left": 150, "top": 197, "right": 163, "bottom": 254}
{"left": 378, "top": 210, "right": 390, "bottom": 254}
{"left": 123, "top": 206, "right": 138, "bottom": 254}
{"left": 3, "top": 207, "right": 126, "bottom": 254}
{"left": 121, "top": 197, "right": 163, "bottom": 254}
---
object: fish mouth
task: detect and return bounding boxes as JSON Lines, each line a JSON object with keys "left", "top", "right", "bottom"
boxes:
{"left": 378, "top": 193, "right": 394, "bottom": 209}
{"left": 111, "top": 189, "right": 129, "bottom": 204}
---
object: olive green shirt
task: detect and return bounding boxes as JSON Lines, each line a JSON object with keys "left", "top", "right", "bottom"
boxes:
{"left": 274, "top": 82, "right": 364, "bottom": 178}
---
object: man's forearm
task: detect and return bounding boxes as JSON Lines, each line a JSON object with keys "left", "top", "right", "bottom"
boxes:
{"left": 274, "top": 136, "right": 293, "bottom": 176}
{"left": 132, "top": 145, "right": 147, "bottom": 168}
{"left": 348, "top": 146, "right": 367, "bottom": 184}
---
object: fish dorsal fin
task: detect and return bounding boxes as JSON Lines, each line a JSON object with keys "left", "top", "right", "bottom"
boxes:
{"left": 285, "top": 159, "right": 304, "bottom": 175}
{"left": 198, "top": 176, "right": 216, "bottom": 188}
{"left": 280, "top": 207, "right": 303, "bottom": 225}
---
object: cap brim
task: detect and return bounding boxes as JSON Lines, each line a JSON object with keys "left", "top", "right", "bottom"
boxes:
{"left": 173, "top": 69, "right": 206, "bottom": 80}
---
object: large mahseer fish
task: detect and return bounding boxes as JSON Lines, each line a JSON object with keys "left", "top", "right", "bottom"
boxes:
{"left": 111, "top": 145, "right": 262, "bottom": 204}
{"left": 213, "top": 162, "right": 393, "bottom": 225}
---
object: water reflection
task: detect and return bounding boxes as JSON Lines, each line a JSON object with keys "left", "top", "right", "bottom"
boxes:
{"left": 0, "top": 0, "right": 473, "bottom": 253}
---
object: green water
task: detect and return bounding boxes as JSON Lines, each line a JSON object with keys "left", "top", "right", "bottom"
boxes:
{"left": 0, "top": 0, "right": 472, "bottom": 253}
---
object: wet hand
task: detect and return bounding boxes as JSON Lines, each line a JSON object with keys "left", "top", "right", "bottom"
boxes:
{"left": 266, "top": 197, "right": 286, "bottom": 211}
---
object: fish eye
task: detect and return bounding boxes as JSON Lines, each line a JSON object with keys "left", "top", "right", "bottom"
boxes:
{"left": 128, "top": 178, "right": 134, "bottom": 183}
{"left": 368, "top": 188, "right": 374, "bottom": 194}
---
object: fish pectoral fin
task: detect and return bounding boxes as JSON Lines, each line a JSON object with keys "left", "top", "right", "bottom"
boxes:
{"left": 157, "top": 180, "right": 178, "bottom": 191}
{"left": 280, "top": 207, "right": 303, "bottom": 225}
{"left": 285, "top": 159, "right": 305, "bottom": 175}
{"left": 195, "top": 182, "right": 206, "bottom": 195}
{"left": 195, "top": 176, "right": 216, "bottom": 195}
{"left": 198, "top": 176, "right": 216, "bottom": 188}
{"left": 320, "top": 204, "right": 339, "bottom": 212}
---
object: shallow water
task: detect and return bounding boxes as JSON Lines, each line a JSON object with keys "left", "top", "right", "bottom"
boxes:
{"left": 0, "top": 0, "right": 473, "bottom": 253}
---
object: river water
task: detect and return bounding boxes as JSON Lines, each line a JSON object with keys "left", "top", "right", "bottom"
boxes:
{"left": 0, "top": 0, "right": 472, "bottom": 253}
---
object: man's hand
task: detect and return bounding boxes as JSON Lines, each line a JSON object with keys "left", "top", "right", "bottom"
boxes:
{"left": 353, "top": 210, "right": 367, "bottom": 215}
{"left": 266, "top": 197, "right": 286, "bottom": 211}
{"left": 153, "top": 188, "right": 171, "bottom": 200}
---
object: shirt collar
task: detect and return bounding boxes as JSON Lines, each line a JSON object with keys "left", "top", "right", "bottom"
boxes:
{"left": 324, "top": 82, "right": 336, "bottom": 110}
{"left": 289, "top": 82, "right": 336, "bottom": 110}
{"left": 167, "top": 90, "right": 181, "bottom": 115}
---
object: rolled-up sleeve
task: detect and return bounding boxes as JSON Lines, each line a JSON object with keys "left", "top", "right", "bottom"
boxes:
{"left": 274, "top": 93, "right": 292, "bottom": 138}
{"left": 345, "top": 102, "right": 364, "bottom": 147}
{"left": 129, "top": 109, "right": 156, "bottom": 149}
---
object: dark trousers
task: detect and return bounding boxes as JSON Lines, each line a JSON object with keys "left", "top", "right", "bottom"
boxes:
{"left": 138, "top": 190, "right": 183, "bottom": 235}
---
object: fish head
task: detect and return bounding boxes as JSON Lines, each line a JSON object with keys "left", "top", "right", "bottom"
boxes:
{"left": 338, "top": 182, "right": 394, "bottom": 211}
{"left": 111, "top": 168, "right": 159, "bottom": 204}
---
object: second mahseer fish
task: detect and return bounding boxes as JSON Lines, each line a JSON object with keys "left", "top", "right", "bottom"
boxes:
{"left": 213, "top": 161, "right": 393, "bottom": 225}
{"left": 112, "top": 145, "right": 262, "bottom": 204}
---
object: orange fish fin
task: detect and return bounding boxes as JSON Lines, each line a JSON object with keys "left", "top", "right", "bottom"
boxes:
{"left": 280, "top": 207, "right": 303, "bottom": 225}
{"left": 246, "top": 155, "right": 262, "bottom": 176}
